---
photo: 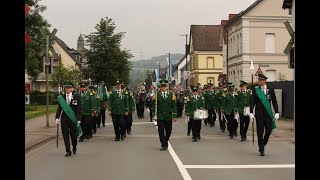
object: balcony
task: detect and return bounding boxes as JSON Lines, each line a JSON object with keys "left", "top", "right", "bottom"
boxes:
{"left": 35, "top": 73, "right": 52, "bottom": 81}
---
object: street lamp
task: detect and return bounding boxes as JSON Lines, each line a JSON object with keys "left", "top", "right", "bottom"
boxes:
{"left": 156, "top": 62, "right": 160, "bottom": 83}
{"left": 180, "top": 33, "right": 188, "bottom": 89}
{"left": 165, "top": 52, "right": 172, "bottom": 88}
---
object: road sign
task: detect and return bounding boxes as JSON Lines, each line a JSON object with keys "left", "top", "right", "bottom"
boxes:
{"left": 255, "top": 67, "right": 262, "bottom": 76}
{"left": 25, "top": 83, "right": 30, "bottom": 94}
{"left": 25, "top": 95, "right": 30, "bottom": 105}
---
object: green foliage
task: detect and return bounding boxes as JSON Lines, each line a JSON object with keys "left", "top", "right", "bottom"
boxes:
{"left": 83, "top": 17, "right": 133, "bottom": 86}
{"left": 277, "top": 72, "right": 287, "bottom": 81}
{"left": 25, "top": 0, "right": 51, "bottom": 81}
{"left": 247, "top": 82, "right": 259, "bottom": 90}
{"left": 29, "top": 90, "right": 60, "bottom": 105}
{"left": 51, "top": 65, "right": 83, "bottom": 89}
{"left": 25, "top": 105, "right": 58, "bottom": 120}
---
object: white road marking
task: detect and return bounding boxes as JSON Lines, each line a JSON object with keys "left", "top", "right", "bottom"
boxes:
{"left": 184, "top": 164, "right": 295, "bottom": 169}
{"left": 153, "top": 120, "right": 192, "bottom": 180}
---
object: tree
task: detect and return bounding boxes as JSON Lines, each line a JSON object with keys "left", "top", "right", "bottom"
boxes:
{"left": 51, "top": 65, "right": 82, "bottom": 90}
{"left": 83, "top": 17, "right": 133, "bottom": 86}
{"left": 25, "top": 0, "right": 51, "bottom": 81}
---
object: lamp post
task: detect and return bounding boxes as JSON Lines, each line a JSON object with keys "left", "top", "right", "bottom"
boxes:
{"left": 180, "top": 33, "right": 188, "bottom": 89}
{"left": 165, "top": 52, "right": 172, "bottom": 89}
{"left": 156, "top": 62, "right": 160, "bottom": 82}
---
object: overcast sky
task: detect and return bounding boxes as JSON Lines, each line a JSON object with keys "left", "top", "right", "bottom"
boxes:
{"left": 40, "top": 0, "right": 255, "bottom": 61}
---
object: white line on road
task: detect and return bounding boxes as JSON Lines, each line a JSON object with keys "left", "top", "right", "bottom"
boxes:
{"left": 132, "top": 122, "right": 155, "bottom": 125}
{"left": 184, "top": 164, "right": 295, "bottom": 169}
{"left": 153, "top": 120, "right": 192, "bottom": 180}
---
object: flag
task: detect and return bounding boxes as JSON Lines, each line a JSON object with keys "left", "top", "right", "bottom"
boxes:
{"left": 25, "top": 4, "right": 30, "bottom": 16}
{"left": 25, "top": 33, "right": 30, "bottom": 44}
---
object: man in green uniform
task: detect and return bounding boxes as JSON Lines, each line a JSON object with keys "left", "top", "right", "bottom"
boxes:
{"left": 123, "top": 83, "right": 135, "bottom": 135}
{"left": 152, "top": 79, "right": 177, "bottom": 151}
{"left": 236, "top": 80, "right": 252, "bottom": 142}
{"left": 97, "top": 81, "right": 109, "bottom": 127}
{"left": 185, "top": 86, "right": 205, "bottom": 142}
{"left": 221, "top": 83, "right": 238, "bottom": 138}
{"left": 203, "top": 83, "right": 218, "bottom": 127}
{"left": 218, "top": 80, "right": 228, "bottom": 132}
{"left": 108, "top": 80, "right": 129, "bottom": 141}
{"left": 78, "top": 82, "right": 96, "bottom": 142}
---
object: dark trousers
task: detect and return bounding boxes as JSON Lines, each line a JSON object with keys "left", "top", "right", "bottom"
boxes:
{"left": 226, "top": 113, "right": 238, "bottom": 136}
{"left": 137, "top": 102, "right": 144, "bottom": 117}
{"left": 187, "top": 119, "right": 192, "bottom": 134}
{"left": 207, "top": 108, "right": 216, "bottom": 126}
{"left": 157, "top": 120, "right": 172, "bottom": 147}
{"left": 255, "top": 109, "right": 273, "bottom": 151}
{"left": 148, "top": 107, "right": 153, "bottom": 121}
{"left": 191, "top": 119, "right": 201, "bottom": 139}
{"left": 126, "top": 112, "right": 133, "bottom": 131}
{"left": 98, "top": 109, "right": 106, "bottom": 126}
{"left": 240, "top": 113, "right": 250, "bottom": 138}
{"left": 91, "top": 116, "right": 98, "bottom": 133}
{"left": 111, "top": 114, "right": 126, "bottom": 139}
{"left": 61, "top": 118, "right": 77, "bottom": 153}
{"left": 219, "top": 109, "right": 226, "bottom": 130}
{"left": 177, "top": 102, "right": 184, "bottom": 117}
{"left": 80, "top": 115, "right": 91, "bottom": 139}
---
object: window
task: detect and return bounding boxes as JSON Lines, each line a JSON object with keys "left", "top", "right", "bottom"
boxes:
{"left": 237, "top": 34, "right": 239, "bottom": 55}
{"left": 240, "top": 33, "right": 242, "bottom": 54}
{"left": 265, "top": 33, "right": 275, "bottom": 53}
{"left": 265, "top": 70, "right": 276, "bottom": 82}
{"left": 233, "top": 36, "right": 235, "bottom": 55}
{"left": 289, "top": 8, "right": 292, "bottom": 15}
{"left": 207, "top": 77, "right": 215, "bottom": 86}
{"left": 207, "top": 57, "right": 214, "bottom": 69}
{"left": 230, "top": 39, "right": 233, "bottom": 56}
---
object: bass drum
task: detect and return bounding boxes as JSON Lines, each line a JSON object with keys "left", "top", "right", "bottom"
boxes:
{"left": 193, "top": 109, "right": 208, "bottom": 120}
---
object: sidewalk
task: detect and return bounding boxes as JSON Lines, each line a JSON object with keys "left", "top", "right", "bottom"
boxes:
{"left": 25, "top": 114, "right": 295, "bottom": 153}
{"left": 25, "top": 113, "right": 57, "bottom": 153}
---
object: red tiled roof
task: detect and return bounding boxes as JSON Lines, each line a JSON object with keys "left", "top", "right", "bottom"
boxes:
{"left": 190, "top": 25, "right": 222, "bottom": 51}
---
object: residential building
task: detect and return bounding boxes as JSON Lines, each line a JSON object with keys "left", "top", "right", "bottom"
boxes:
{"left": 188, "top": 25, "right": 223, "bottom": 87}
{"left": 224, "top": 0, "right": 293, "bottom": 86}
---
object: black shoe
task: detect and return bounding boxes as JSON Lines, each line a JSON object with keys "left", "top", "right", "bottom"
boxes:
{"left": 210, "top": 124, "right": 213, "bottom": 127}
{"left": 221, "top": 129, "right": 225, "bottom": 133}
{"left": 93, "top": 130, "right": 96, "bottom": 134}
{"left": 65, "top": 151, "right": 72, "bottom": 157}
{"left": 121, "top": 136, "right": 125, "bottom": 140}
{"left": 127, "top": 130, "right": 131, "bottom": 135}
{"left": 192, "top": 139, "right": 198, "bottom": 142}
{"left": 97, "top": 126, "right": 100, "bottom": 128}
{"left": 260, "top": 150, "right": 265, "bottom": 156}
{"left": 72, "top": 148, "right": 77, "bottom": 154}
{"left": 160, "top": 147, "right": 167, "bottom": 151}
{"left": 79, "top": 138, "right": 83, "bottom": 142}
{"left": 150, "top": 120, "right": 153, "bottom": 122}
{"left": 244, "top": 137, "right": 247, "bottom": 141}
{"left": 230, "top": 135, "right": 234, "bottom": 139}
{"left": 187, "top": 133, "right": 190, "bottom": 136}
{"left": 103, "top": 124, "right": 105, "bottom": 127}
{"left": 240, "top": 137, "right": 245, "bottom": 142}
{"left": 234, "top": 132, "right": 238, "bottom": 137}
{"left": 115, "top": 138, "right": 120, "bottom": 141}
{"left": 213, "top": 123, "right": 215, "bottom": 126}
{"left": 198, "top": 136, "right": 201, "bottom": 140}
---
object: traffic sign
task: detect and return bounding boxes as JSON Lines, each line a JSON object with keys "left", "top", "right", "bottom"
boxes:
{"left": 25, "top": 95, "right": 30, "bottom": 105}
{"left": 255, "top": 68, "right": 262, "bottom": 76}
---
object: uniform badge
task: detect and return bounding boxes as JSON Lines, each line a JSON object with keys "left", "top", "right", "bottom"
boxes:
{"left": 72, "top": 100, "right": 78, "bottom": 105}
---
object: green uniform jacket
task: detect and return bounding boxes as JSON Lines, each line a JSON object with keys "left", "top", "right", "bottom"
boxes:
{"left": 79, "top": 91, "right": 96, "bottom": 116}
{"left": 236, "top": 89, "right": 252, "bottom": 114}
{"left": 221, "top": 91, "right": 238, "bottom": 115}
{"left": 98, "top": 86, "right": 109, "bottom": 110}
{"left": 128, "top": 91, "right": 136, "bottom": 112}
{"left": 203, "top": 90, "right": 219, "bottom": 109}
{"left": 217, "top": 88, "right": 228, "bottom": 109}
{"left": 185, "top": 95, "right": 205, "bottom": 118}
{"left": 108, "top": 89, "right": 129, "bottom": 115}
{"left": 152, "top": 91, "right": 177, "bottom": 121}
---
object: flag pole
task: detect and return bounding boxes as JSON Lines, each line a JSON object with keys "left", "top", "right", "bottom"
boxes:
{"left": 250, "top": 59, "right": 255, "bottom": 146}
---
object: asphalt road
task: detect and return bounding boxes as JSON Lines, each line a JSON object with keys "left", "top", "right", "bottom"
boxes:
{"left": 25, "top": 110, "right": 294, "bottom": 180}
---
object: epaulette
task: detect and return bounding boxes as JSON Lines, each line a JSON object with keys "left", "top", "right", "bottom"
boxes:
{"left": 234, "top": 91, "right": 238, "bottom": 96}
{"left": 202, "top": 96, "right": 205, "bottom": 100}
{"left": 125, "top": 91, "right": 128, "bottom": 95}
{"left": 172, "top": 94, "right": 176, "bottom": 101}
{"left": 186, "top": 96, "right": 190, "bottom": 101}
{"left": 90, "top": 92, "right": 93, "bottom": 95}
{"left": 222, "top": 92, "right": 226, "bottom": 97}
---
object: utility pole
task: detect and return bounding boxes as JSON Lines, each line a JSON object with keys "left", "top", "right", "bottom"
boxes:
{"left": 45, "top": 34, "right": 50, "bottom": 127}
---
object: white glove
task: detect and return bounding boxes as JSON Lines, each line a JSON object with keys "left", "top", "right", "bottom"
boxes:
{"left": 153, "top": 116, "right": 157, "bottom": 120}
{"left": 56, "top": 118, "right": 60, "bottom": 124}
{"left": 274, "top": 113, "right": 279, "bottom": 120}
{"left": 77, "top": 121, "right": 81, "bottom": 124}
{"left": 249, "top": 113, "right": 255, "bottom": 120}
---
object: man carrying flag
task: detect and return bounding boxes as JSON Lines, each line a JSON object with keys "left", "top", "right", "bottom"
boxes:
{"left": 249, "top": 73, "right": 279, "bottom": 156}
{"left": 55, "top": 81, "right": 82, "bottom": 157}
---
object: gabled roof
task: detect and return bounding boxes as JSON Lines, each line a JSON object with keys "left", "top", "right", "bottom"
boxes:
{"left": 224, "top": 0, "right": 263, "bottom": 29}
{"left": 190, "top": 25, "right": 222, "bottom": 51}
{"left": 220, "top": 20, "right": 229, "bottom": 45}
{"left": 55, "top": 37, "right": 82, "bottom": 64}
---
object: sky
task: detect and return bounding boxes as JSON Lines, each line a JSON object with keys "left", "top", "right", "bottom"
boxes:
{"left": 39, "top": 0, "right": 255, "bottom": 61}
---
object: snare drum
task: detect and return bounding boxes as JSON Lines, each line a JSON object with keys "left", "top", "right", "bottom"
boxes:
{"left": 193, "top": 109, "right": 209, "bottom": 120}
{"left": 243, "top": 106, "right": 250, "bottom": 116}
